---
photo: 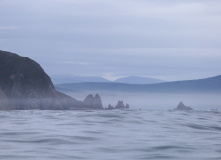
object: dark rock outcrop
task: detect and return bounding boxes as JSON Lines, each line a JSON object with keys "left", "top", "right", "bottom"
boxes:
{"left": 83, "top": 94, "right": 94, "bottom": 106}
{"left": 0, "top": 88, "right": 10, "bottom": 110}
{"left": 94, "top": 94, "right": 103, "bottom": 109}
{"left": 115, "top": 101, "right": 126, "bottom": 109}
{"left": 107, "top": 104, "right": 114, "bottom": 110}
{"left": 174, "top": 101, "right": 193, "bottom": 110}
{"left": 0, "top": 50, "right": 85, "bottom": 110}
{"left": 106, "top": 101, "right": 129, "bottom": 110}
{"left": 83, "top": 94, "right": 103, "bottom": 109}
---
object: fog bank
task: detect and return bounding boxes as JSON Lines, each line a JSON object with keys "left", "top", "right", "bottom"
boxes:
{"left": 61, "top": 90, "right": 221, "bottom": 110}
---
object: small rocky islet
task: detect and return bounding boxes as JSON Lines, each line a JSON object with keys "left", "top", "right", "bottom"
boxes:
{"left": 0, "top": 50, "right": 129, "bottom": 110}
{"left": 174, "top": 101, "right": 193, "bottom": 111}
{"left": 106, "top": 101, "right": 129, "bottom": 110}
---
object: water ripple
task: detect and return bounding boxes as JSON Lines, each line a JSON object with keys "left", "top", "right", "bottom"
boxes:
{"left": 0, "top": 110, "right": 220, "bottom": 160}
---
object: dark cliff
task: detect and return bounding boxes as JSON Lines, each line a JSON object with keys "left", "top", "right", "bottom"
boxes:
{"left": 0, "top": 50, "right": 83, "bottom": 110}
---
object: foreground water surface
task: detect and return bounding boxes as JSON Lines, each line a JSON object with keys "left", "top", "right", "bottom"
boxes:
{"left": 0, "top": 109, "right": 221, "bottom": 160}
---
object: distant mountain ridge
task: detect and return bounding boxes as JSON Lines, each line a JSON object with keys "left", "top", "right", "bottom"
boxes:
{"left": 56, "top": 75, "right": 221, "bottom": 93}
{"left": 51, "top": 75, "right": 110, "bottom": 84}
{"left": 52, "top": 75, "right": 165, "bottom": 84}
{"left": 113, "top": 76, "right": 165, "bottom": 84}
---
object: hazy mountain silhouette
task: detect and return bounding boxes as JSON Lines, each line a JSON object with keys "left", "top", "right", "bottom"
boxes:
{"left": 51, "top": 75, "right": 110, "bottom": 84}
{"left": 114, "top": 76, "right": 165, "bottom": 84}
{"left": 52, "top": 75, "right": 165, "bottom": 84}
{"left": 56, "top": 75, "right": 221, "bottom": 93}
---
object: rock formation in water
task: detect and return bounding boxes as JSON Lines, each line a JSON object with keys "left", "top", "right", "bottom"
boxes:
{"left": 83, "top": 94, "right": 103, "bottom": 109}
{"left": 115, "top": 100, "right": 126, "bottom": 109}
{"left": 107, "top": 104, "right": 114, "bottom": 110}
{"left": 0, "top": 50, "right": 89, "bottom": 110}
{"left": 174, "top": 101, "right": 193, "bottom": 110}
{"left": 106, "top": 101, "right": 129, "bottom": 110}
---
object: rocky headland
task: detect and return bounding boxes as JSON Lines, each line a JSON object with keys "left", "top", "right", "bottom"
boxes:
{"left": 0, "top": 50, "right": 129, "bottom": 110}
{"left": 0, "top": 50, "right": 84, "bottom": 110}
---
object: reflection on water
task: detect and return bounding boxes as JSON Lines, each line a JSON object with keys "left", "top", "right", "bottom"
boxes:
{"left": 0, "top": 109, "right": 221, "bottom": 160}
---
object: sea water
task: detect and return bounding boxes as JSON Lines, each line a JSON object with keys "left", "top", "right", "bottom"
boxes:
{"left": 0, "top": 109, "right": 221, "bottom": 160}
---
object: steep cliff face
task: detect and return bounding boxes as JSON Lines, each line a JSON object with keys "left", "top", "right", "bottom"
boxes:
{"left": 0, "top": 88, "right": 10, "bottom": 110}
{"left": 0, "top": 50, "right": 83, "bottom": 110}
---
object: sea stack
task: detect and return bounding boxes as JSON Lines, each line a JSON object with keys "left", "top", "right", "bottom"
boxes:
{"left": 107, "top": 104, "right": 114, "bottom": 110}
{"left": 115, "top": 101, "right": 126, "bottom": 109}
{"left": 83, "top": 94, "right": 103, "bottom": 109}
{"left": 174, "top": 101, "right": 193, "bottom": 110}
{"left": 105, "top": 101, "right": 130, "bottom": 110}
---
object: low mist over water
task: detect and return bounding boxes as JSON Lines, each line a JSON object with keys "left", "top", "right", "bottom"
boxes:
{"left": 62, "top": 90, "right": 221, "bottom": 111}
{"left": 0, "top": 110, "right": 221, "bottom": 160}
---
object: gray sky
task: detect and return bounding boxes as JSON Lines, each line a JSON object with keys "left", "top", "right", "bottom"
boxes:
{"left": 1, "top": 0, "right": 221, "bottom": 81}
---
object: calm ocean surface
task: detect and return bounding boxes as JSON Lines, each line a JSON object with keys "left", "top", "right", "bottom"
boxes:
{"left": 0, "top": 109, "right": 221, "bottom": 160}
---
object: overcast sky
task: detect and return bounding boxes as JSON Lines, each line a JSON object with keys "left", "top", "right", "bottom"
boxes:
{"left": 1, "top": 0, "right": 221, "bottom": 81}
